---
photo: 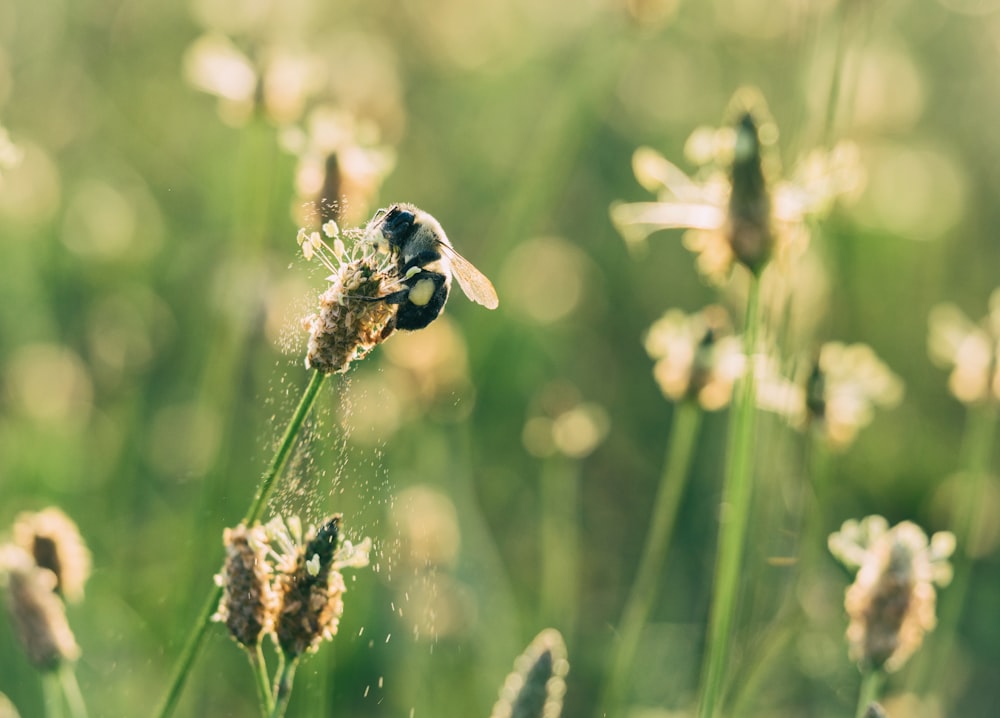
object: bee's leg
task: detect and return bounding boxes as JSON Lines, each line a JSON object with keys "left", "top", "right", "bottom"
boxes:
{"left": 378, "top": 289, "right": 410, "bottom": 305}
{"left": 380, "top": 314, "right": 397, "bottom": 340}
{"left": 351, "top": 289, "right": 409, "bottom": 304}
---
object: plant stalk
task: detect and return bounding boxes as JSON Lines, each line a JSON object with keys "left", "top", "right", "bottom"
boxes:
{"left": 154, "top": 370, "right": 328, "bottom": 718}
{"left": 855, "top": 668, "right": 883, "bottom": 718}
{"left": 696, "top": 275, "right": 762, "bottom": 718}
{"left": 43, "top": 671, "right": 64, "bottom": 718}
{"left": 911, "top": 403, "right": 997, "bottom": 695}
{"left": 59, "top": 665, "right": 88, "bottom": 718}
{"left": 599, "top": 400, "right": 703, "bottom": 718}
{"left": 540, "top": 456, "right": 581, "bottom": 639}
{"left": 270, "top": 657, "right": 300, "bottom": 718}
{"left": 251, "top": 644, "right": 274, "bottom": 714}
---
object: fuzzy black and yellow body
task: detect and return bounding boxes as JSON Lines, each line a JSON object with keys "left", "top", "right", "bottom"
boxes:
{"left": 368, "top": 204, "right": 499, "bottom": 331}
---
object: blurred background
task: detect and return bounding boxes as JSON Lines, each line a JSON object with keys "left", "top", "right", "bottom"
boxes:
{"left": 2, "top": 0, "right": 1000, "bottom": 715}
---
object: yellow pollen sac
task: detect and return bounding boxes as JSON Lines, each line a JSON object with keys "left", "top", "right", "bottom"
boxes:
{"left": 408, "top": 278, "right": 436, "bottom": 307}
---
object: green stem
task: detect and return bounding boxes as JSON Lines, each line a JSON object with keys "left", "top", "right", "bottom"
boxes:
{"left": 270, "top": 657, "right": 299, "bottom": 718}
{"left": 154, "top": 370, "right": 328, "bottom": 718}
{"left": 251, "top": 644, "right": 274, "bottom": 715}
{"left": 43, "top": 672, "right": 65, "bottom": 718}
{"left": 696, "top": 275, "right": 762, "bottom": 718}
{"left": 726, "top": 435, "right": 830, "bottom": 714}
{"left": 59, "top": 665, "right": 88, "bottom": 718}
{"left": 855, "top": 669, "right": 883, "bottom": 718}
{"left": 599, "top": 401, "right": 703, "bottom": 718}
{"left": 911, "top": 403, "right": 997, "bottom": 695}
{"left": 539, "top": 456, "right": 581, "bottom": 639}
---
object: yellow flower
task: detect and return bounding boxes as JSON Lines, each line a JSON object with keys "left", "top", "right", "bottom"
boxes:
{"left": 611, "top": 89, "right": 861, "bottom": 284}
{"left": 829, "top": 516, "right": 955, "bottom": 672}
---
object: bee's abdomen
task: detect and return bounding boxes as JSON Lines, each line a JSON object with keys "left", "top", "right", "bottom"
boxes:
{"left": 394, "top": 271, "right": 450, "bottom": 330}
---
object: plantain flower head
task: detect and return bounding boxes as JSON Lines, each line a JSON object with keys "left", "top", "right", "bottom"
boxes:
{"left": 213, "top": 523, "right": 277, "bottom": 649}
{"left": 489, "top": 628, "right": 569, "bottom": 718}
{"left": 0, "top": 546, "right": 80, "bottom": 671}
{"left": 266, "top": 514, "right": 371, "bottom": 658}
{"left": 299, "top": 219, "right": 399, "bottom": 374}
{"left": 928, "top": 289, "right": 1000, "bottom": 405}
{"left": 829, "top": 516, "right": 955, "bottom": 672}
{"left": 12, "top": 508, "right": 91, "bottom": 604}
{"left": 611, "top": 88, "right": 861, "bottom": 284}
{"left": 643, "top": 304, "right": 745, "bottom": 410}
{"left": 757, "top": 342, "right": 903, "bottom": 450}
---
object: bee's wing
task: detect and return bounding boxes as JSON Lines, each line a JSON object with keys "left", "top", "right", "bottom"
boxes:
{"left": 439, "top": 243, "right": 499, "bottom": 309}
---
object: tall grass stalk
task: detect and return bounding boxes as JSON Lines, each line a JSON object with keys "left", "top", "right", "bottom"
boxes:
{"left": 855, "top": 669, "right": 883, "bottom": 718}
{"left": 540, "top": 456, "right": 581, "bottom": 639}
{"left": 696, "top": 276, "right": 762, "bottom": 718}
{"left": 155, "top": 370, "right": 328, "bottom": 718}
{"left": 43, "top": 672, "right": 64, "bottom": 718}
{"left": 911, "top": 403, "right": 997, "bottom": 696}
{"left": 270, "top": 657, "right": 300, "bottom": 718}
{"left": 251, "top": 644, "right": 275, "bottom": 714}
{"left": 600, "top": 400, "right": 702, "bottom": 718}
{"left": 59, "top": 665, "right": 88, "bottom": 718}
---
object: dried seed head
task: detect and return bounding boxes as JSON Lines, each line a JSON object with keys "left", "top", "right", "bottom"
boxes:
{"left": 829, "top": 516, "right": 955, "bottom": 672}
{"left": 489, "top": 629, "right": 569, "bottom": 718}
{"left": 213, "top": 524, "right": 277, "bottom": 649}
{"left": 12, "top": 508, "right": 91, "bottom": 604}
{"left": 0, "top": 546, "right": 80, "bottom": 671}
{"left": 299, "top": 226, "right": 397, "bottom": 374}
{"left": 270, "top": 515, "right": 366, "bottom": 658}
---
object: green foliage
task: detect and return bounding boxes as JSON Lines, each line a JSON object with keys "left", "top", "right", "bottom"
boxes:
{"left": 0, "top": 1, "right": 998, "bottom": 717}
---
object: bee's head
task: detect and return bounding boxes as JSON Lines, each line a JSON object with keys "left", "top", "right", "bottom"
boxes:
{"left": 368, "top": 204, "right": 416, "bottom": 252}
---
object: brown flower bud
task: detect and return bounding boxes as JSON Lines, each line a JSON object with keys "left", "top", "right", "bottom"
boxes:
{"left": 727, "top": 112, "right": 773, "bottom": 274}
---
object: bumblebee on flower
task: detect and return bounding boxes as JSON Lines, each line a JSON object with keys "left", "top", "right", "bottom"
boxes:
{"left": 297, "top": 219, "right": 399, "bottom": 374}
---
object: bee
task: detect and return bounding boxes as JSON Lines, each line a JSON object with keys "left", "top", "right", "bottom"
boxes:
{"left": 367, "top": 203, "right": 499, "bottom": 331}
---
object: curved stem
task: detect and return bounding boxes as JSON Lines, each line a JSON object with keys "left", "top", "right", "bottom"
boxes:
{"left": 696, "top": 275, "right": 762, "bottom": 718}
{"left": 43, "top": 672, "right": 65, "bottom": 718}
{"left": 269, "top": 657, "right": 299, "bottom": 718}
{"left": 251, "top": 644, "right": 274, "bottom": 715}
{"left": 154, "top": 370, "right": 328, "bottom": 718}
{"left": 599, "top": 401, "right": 703, "bottom": 718}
